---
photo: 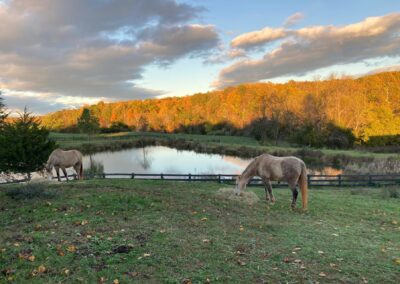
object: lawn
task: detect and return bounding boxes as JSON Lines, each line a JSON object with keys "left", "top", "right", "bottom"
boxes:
{"left": 0, "top": 180, "right": 399, "bottom": 283}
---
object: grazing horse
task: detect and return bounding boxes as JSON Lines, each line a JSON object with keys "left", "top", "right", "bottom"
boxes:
{"left": 45, "top": 149, "right": 83, "bottom": 181}
{"left": 235, "top": 154, "right": 308, "bottom": 210}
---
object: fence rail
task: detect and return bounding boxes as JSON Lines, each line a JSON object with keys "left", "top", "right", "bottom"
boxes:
{"left": 2, "top": 173, "right": 400, "bottom": 186}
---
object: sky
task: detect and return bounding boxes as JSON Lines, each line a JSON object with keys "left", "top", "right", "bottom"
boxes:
{"left": 0, "top": 0, "right": 400, "bottom": 115}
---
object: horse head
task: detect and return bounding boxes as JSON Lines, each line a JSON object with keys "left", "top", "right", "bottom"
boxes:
{"left": 235, "top": 175, "right": 244, "bottom": 195}
{"left": 44, "top": 163, "right": 53, "bottom": 180}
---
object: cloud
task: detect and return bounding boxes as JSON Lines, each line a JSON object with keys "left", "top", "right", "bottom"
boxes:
{"left": 0, "top": 0, "right": 219, "bottom": 112}
{"left": 231, "top": 27, "right": 287, "bottom": 49}
{"left": 283, "top": 12, "right": 304, "bottom": 27}
{"left": 214, "top": 13, "right": 400, "bottom": 88}
{"left": 362, "top": 65, "right": 400, "bottom": 76}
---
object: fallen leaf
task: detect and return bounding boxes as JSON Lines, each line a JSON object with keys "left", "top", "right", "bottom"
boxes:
{"left": 318, "top": 250, "right": 324, "bottom": 254}
{"left": 392, "top": 220, "right": 398, "bottom": 225}
{"left": 237, "top": 259, "right": 246, "bottom": 266}
{"left": 143, "top": 253, "right": 151, "bottom": 257}
{"left": 294, "top": 259, "right": 302, "bottom": 263}
{"left": 292, "top": 247, "right": 302, "bottom": 251}
{"left": 283, "top": 257, "right": 290, "bottom": 263}
{"left": 362, "top": 277, "right": 368, "bottom": 283}
{"left": 67, "top": 245, "right": 77, "bottom": 252}
{"left": 159, "top": 229, "right": 166, "bottom": 233}
{"left": 393, "top": 258, "right": 400, "bottom": 265}
{"left": 300, "top": 265, "right": 306, "bottom": 269}
{"left": 38, "top": 265, "right": 46, "bottom": 273}
{"left": 98, "top": 276, "right": 106, "bottom": 283}
{"left": 28, "top": 255, "right": 36, "bottom": 262}
{"left": 239, "top": 225, "right": 244, "bottom": 232}
{"left": 201, "top": 217, "right": 208, "bottom": 221}
{"left": 202, "top": 239, "right": 210, "bottom": 243}
{"left": 62, "top": 268, "right": 70, "bottom": 276}
{"left": 34, "top": 224, "right": 42, "bottom": 231}
{"left": 319, "top": 272, "right": 326, "bottom": 277}
{"left": 113, "top": 279, "right": 119, "bottom": 284}
{"left": 182, "top": 279, "right": 192, "bottom": 284}
{"left": 81, "top": 220, "right": 89, "bottom": 226}
{"left": 329, "top": 263, "right": 337, "bottom": 268}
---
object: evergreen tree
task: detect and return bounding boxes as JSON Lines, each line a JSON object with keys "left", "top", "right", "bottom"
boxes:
{"left": 0, "top": 108, "right": 56, "bottom": 180}
{"left": 0, "top": 91, "right": 8, "bottom": 127}
{"left": 77, "top": 108, "right": 100, "bottom": 136}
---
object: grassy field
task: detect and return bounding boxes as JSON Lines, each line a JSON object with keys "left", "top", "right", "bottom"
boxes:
{"left": 1, "top": 180, "right": 399, "bottom": 283}
{"left": 50, "top": 131, "right": 399, "bottom": 159}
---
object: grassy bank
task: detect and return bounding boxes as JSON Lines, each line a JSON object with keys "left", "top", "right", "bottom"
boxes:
{"left": 50, "top": 131, "right": 400, "bottom": 158}
{"left": 1, "top": 180, "right": 399, "bottom": 283}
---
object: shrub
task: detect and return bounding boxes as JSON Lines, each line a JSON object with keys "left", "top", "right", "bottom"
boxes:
{"left": 5, "top": 183, "right": 55, "bottom": 200}
{"left": 380, "top": 187, "right": 400, "bottom": 199}
{"left": 84, "top": 157, "right": 104, "bottom": 178}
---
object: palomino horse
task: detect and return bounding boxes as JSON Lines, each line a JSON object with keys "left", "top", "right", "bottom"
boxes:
{"left": 235, "top": 154, "right": 308, "bottom": 210}
{"left": 45, "top": 149, "right": 83, "bottom": 181}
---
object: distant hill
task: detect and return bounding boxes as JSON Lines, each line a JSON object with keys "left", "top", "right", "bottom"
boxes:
{"left": 41, "top": 71, "right": 400, "bottom": 143}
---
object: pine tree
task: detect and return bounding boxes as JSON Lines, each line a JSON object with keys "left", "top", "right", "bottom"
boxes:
{"left": 0, "top": 108, "right": 56, "bottom": 180}
{"left": 0, "top": 91, "right": 8, "bottom": 127}
{"left": 77, "top": 108, "right": 100, "bottom": 136}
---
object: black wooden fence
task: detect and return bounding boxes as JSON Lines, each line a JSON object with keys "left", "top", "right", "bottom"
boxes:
{"left": 37, "top": 173, "right": 400, "bottom": 187}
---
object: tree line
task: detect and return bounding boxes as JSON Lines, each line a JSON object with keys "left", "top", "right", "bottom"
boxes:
{"left": 36, "top": 71, "right": 400, "bottom": 148}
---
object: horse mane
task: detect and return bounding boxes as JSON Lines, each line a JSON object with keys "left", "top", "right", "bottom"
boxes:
{"left": 241, "top": 155, "right": 261, "bottom": 178}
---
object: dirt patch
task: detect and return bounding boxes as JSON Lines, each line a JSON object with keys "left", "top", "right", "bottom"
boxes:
{"left": 215, "top": 188, "right": 260, "bottom": 205}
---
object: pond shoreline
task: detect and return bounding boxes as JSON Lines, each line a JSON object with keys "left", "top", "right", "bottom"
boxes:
{"left": 58, "top": 136, "right": 388, "bottom": 171}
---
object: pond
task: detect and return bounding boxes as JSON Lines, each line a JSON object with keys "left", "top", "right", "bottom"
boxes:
{"left": 82, "top": 146, "right": 341, "bottom": 176}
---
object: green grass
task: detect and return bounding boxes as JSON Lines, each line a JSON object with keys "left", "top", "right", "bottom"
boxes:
{"left": 1, "top": 180, "right": 399, "bottom": 283}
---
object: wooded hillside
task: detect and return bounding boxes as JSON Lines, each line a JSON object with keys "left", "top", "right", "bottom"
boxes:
{"left": 41, "top": 71, "right": 400, "bottom": 144}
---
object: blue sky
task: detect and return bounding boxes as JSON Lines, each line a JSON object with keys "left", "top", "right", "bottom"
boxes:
{"left": 0, "top": 0, "right": 399, "bottom": 113}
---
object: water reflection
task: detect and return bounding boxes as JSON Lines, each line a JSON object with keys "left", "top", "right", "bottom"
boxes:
{"left": 82, "top": 146, "right": 252, "bottom": 175}
{"left": 82, "top": 147, "right": 345, "bottom": 176}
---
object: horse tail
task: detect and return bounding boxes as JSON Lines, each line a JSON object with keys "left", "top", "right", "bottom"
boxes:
{"left": 80, "top": 163, "right": 83, "bottom": 180}
{"left": 299, "top": 164, "right": 308, "bottom": 210}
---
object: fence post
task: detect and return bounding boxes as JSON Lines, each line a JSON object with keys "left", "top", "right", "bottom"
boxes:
{"left": 131, "top": 173, "right": 135, "bottom": 179}
{"left": 218, "top": 175, "right": 221, "bottom": 184}
{"left": 307, "top": 175, "right": 311, "bottom": 186}
{"left": 161, "top": 173, "right": 164, "bottom": 180}
{"left": 102, "top": 173, "right": 106, "bottom": 179}
{"left": 188, "top": 173, "right": 191, "bottom": 182}
{"left": 368, "top": 175, "right": 373, "bottom": 186}
{"left": 338, "top": 175, "right": 342, "bottom": 187}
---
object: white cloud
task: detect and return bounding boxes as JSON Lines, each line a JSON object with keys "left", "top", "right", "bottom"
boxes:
{"left": 0, "top": 0, "right": 219, "bottom": 112}
{"left": 214, "top": 13, "right": 400, "bottom": 88}
{"left": 283, "top": 12, "right": 304, "bottom": 27}
{"left": 231, "top": 27, "right": 287, "bottom": 49}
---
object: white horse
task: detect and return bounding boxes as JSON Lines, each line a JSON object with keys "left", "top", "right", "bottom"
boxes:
{"left": 236, "top": 154, "right": 308, "bottom": 210}
{"left": 45, "top": 149, "right": 83, "bottom": 181}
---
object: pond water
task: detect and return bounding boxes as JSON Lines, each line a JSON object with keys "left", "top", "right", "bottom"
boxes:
{"left": 83, "top": 146, "right": 252, "bottom": 175}
{"left": 82, "top": 146, "right": 341, "bottom": 176}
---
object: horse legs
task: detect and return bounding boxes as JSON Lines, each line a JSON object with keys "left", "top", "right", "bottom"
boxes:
{"left": 262, "top": 178, "right": 275, "bottom": 203}
{"left": 55, "top": 166, "right": 61, "bottom": 182}
{"left": 61, "top": 167, "right": 69, "bottom": 181}
{"left": 73, "top": 164, "right": 80, "bottom": 180}
{"left": 289, "top": 183, "right": 299, "bottom": 209}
